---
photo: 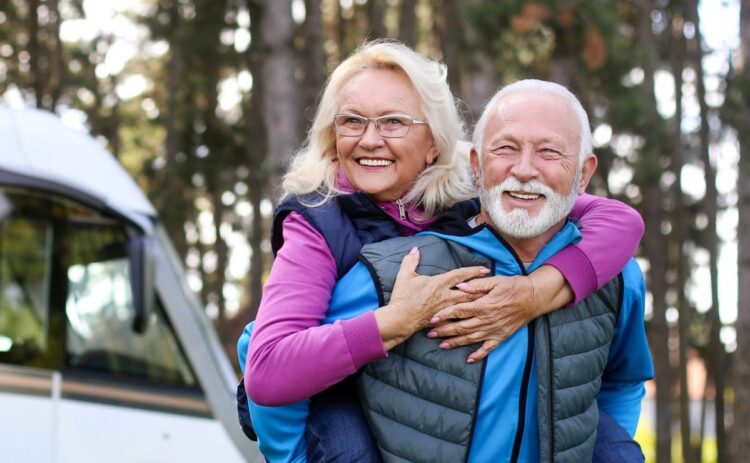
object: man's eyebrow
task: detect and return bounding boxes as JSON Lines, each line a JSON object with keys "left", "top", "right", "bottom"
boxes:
{"left": 485, "top": 133, "right": 519, "bottom": 146}
{"left": 536, "top": 136, "right": 567, "bottom": 145}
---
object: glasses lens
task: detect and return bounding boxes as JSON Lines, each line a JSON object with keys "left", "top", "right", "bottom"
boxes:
{"left": 376, "top": 116, "right": 410, "bottom": 138}
{"left": 334, "top": 115, "right": 366, "bottom": 136}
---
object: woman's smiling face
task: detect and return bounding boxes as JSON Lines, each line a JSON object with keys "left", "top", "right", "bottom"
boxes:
{"left": 334, "top": 68, "right": 438, "bottom": 202}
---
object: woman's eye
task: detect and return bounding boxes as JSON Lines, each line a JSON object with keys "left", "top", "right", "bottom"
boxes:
{"left": 383, "top": 117, "right": 406, "bottom": 126}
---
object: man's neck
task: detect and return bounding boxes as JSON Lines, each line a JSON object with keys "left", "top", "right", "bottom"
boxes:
{"left": 477, "top": 210, "right": 566, "bottom": 264}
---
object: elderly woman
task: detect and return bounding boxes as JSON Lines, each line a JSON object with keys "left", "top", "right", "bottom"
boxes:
{"left": 238, "top": 41, "right": 643, "bottom": 462}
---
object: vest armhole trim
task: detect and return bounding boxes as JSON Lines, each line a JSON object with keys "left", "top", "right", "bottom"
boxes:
{"left": 358, "top": 253, "right": 386, "bottom": 308}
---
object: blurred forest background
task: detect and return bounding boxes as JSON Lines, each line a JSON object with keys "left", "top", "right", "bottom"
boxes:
{"left": 0, "top": 0, "right": 748, "bottom": 461}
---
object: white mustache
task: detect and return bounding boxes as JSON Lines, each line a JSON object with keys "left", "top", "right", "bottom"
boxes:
{"left": 497, "top": 176, "right": 553, "bottom": 196}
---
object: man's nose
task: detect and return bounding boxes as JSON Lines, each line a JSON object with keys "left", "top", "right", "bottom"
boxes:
{"left": 509, "top": 149, "right": 538, "bottom": 181}
{"left": 358, "top": 121, "right": 384, "bottom": 149}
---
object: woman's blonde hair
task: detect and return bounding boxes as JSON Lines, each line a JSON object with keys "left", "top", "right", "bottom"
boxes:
{"left": 281, "top": 40, "right": 475, "bottom": 217}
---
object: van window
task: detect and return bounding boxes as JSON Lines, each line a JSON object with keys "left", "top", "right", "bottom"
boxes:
{"left": 0, "top": 213, "right": 53, "bottom": 363}
{"left": 0, "top": 187, "right": 197, "bottom": 388}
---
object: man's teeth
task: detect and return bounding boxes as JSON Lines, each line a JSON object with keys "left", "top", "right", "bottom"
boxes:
{"left": 508, "top": 191, "right": 541, "bottom": 200}
{"left": 358, "top": 159, "right": 393, "bottom": 167}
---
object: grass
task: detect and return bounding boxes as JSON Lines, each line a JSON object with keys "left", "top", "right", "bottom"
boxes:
{"left": 635, "top": 421, "right": 718, "bottom": 463}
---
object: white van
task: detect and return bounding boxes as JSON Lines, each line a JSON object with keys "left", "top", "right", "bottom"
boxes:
{"left": 0, "top": 106, "right": 260, "bottom": 462}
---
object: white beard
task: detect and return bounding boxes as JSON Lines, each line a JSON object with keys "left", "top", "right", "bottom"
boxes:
{"left": 480, "top": 172, "right": 581, "bottom": 239}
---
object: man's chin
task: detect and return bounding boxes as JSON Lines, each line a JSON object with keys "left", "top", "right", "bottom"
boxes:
{"left": 503, "top": 206, "right": 541, "bottom": 219}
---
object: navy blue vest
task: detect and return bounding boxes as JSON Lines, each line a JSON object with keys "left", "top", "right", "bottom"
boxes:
{"left": 237, "top": 191, "right": 479, "bottom": 442}
{"left": 271, "top": 192, "right": 405, "bottom": 278}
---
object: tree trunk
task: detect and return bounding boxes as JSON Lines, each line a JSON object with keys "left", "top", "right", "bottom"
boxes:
{"left": 302, "top": 0, "right": 325, "bottom": 128}
{"left": 687, "top": 2, "right": 726, "bottom": 460}
{"left": 668, "top": 6, "right": 693, "bottom": 462}
{"left": 27, "top": 0, "right": 44, "bottom": 109}
{"left": 730, "top": 1, "right": 750, "bottom": 459}
{"left": 398, "top": 0, "right": 417, "bottom": 47}
{"left": 636, "top": 1, "right": 673, "bottom": 462}
{"left": 466, "top": 51, "right": 495, "bottom": 126}
{"left": 159, "top": 0, "right": 189, "bottom": 261}
{"left": 366, "top": 0, "right": 386, "bottom": 39}
{"left": 260, "top": 0, "right": 300, "bottom": 187}
{"left": 432, "top": 0, "right": 463, "bottom": 100}
{"left": 335, "top": 0, "right": 349, "bottom": 61}
{"left": 48, "top": 0, "right": 63, "bottom": 111}
{"left": 213, "top": 198, "right": 229, "bottom": 340}
{"left": 244, "top": 0, "right": 269, "bottom": 321}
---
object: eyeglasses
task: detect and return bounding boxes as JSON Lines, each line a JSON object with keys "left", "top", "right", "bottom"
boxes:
{"left": 333, "top": 113, "right": 428, "bottom": 138}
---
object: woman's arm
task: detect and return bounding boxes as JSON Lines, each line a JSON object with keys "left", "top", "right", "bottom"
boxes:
{"left": 547, "top": 192, "right": 645, "bottom": 304}
{"left": 428, "top": 193, "right": 644, "bottom": 361}
{"left": 245, "top": 213, "right": 387, "bottom": 406}
{"left": 246, "top": 213, "right": 485, "bottom": 405}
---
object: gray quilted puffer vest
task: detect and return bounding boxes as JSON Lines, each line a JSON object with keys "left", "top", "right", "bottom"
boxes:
{"left": 357, "top": 234, "right": 621, "bottom": 463}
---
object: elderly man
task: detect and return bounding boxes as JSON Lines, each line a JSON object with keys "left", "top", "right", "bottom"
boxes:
{"left": 336, "top": 79, "right": 654, "bottom": 462}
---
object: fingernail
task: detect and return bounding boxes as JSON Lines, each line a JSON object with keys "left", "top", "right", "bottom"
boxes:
{"left": 410, "top": 246, "right": 418, "bottom": 254}
{"left": 429, "top": 316, "right": 439, "bottom": 324}
{"left": 427, "top": 331, "right": 437, "bottom": 338}
{"left": 467, "top": 358, "right": 475, "bottom": 364}
{"left": 456, "top": 282, "right": 468, "bottom": 290}
{"left": 479, "top": 267, "right": 491, "bottom": 274}
{"left": 439, "top": 342, "right": 449, "bottom": 349}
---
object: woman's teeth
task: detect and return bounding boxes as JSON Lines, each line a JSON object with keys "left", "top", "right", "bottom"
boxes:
{"left": 358, "top": 159, "right": 393, "bottom": 167}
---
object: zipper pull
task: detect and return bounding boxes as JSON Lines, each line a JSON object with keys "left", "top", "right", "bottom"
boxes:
{"left": 395, "top": 198, "right": 407, "bottom": 220}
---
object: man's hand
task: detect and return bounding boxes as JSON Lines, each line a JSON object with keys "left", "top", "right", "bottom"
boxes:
{"left": 426, "top": 275, "right": 537, "bottom": 362}
{"left": 426, "top": 266, "right": 572, "bottom": 363}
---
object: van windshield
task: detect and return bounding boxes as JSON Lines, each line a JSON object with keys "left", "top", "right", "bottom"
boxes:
{"left": 0, "top": 186, "right": 197, "bottom": 388}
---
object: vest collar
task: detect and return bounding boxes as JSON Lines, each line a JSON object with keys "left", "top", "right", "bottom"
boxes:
{"left": 422, "top": 220, "right": 582, "bottom": 275}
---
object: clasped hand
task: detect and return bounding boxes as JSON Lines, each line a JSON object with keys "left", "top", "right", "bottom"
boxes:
{"left": 426, "top": 275, "right": 539, "bottom": 363}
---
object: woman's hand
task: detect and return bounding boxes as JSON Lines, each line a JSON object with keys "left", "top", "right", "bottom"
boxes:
{"left": 426, "top": 265, "right": 573, "bottom": 363}
{"left": 374, "top": 246, "right": 490, "bottom": 351}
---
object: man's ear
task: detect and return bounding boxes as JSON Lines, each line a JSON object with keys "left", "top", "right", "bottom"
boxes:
{"left": 470, "top": 147, "right": 481, "bottom": 186}
{"left": 577, "top": 154, "right": 598, "bottom": 193}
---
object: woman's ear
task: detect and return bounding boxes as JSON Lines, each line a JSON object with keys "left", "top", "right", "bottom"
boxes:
{"left": 426, "top": 143, "right": 439, "bottom": 165}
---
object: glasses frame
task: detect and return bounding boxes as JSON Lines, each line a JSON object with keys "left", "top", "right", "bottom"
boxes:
{"left": 333, "top": 113, "right": 429, "bottom": 139}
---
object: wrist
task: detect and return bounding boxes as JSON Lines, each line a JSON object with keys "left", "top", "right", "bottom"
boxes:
{"left": 518, "top": 274, "right": 544, "bottom": 319}
{"left": 529, "top": 265, "right": 573, "bottom": 314}
{"left": 374, "top": 304, "right": 416, "bottom": 351}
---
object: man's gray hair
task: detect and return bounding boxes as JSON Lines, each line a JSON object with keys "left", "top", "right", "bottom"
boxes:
{"left": 472, "top": 79, "right": 594, "bottom": 166}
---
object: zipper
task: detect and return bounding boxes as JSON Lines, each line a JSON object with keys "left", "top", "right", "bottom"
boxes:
{"left": 510, "top": 320, "right": 536, "bottom": 463}
{"left": 395, "top": 198, "right": 407, "bottom": 220}
{"left": 546, "top": 314, "right": 554, "bottom": 462}
{"left": 499, "top": 239, "right": 531, "bottom": 463}
{"left": 465, "top": 353, "right": 489, "bottom": 462}
{"left": 464, "top": 259, "right": 496, "bottom": 462}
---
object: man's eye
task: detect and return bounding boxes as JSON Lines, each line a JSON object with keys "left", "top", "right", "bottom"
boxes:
{"left": 540, "top": 148, "right": 562, "bottom": 157}
{"left": 490, "top": 145, "right": 516, "bottom": 154}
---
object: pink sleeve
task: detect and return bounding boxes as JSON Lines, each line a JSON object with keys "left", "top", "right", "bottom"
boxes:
{"left": 545, "top": 193, "right": 645, "bottom": 304}
{"left": 245, "top": 212, "right": 387, "bottom": 406}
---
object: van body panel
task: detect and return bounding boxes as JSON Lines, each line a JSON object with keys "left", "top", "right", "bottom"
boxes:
{"left": 0, "top": 106, "right": 261, "bottom": 461}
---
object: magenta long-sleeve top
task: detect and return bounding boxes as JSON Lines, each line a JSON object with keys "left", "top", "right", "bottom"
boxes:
{"left": 245, "top": 193, "right": 644, "bottom": 406}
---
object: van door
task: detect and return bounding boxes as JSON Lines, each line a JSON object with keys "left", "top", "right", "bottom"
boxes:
{"left": 0, "top": 186, "right": 243, "bottom": 462}
{"left": 0, "top": 188, "right": 58, "bottom": 461}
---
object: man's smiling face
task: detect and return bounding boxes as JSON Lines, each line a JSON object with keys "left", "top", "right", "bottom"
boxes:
{"left": 471, "top": 91, "right": 596, "bottom": 240}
